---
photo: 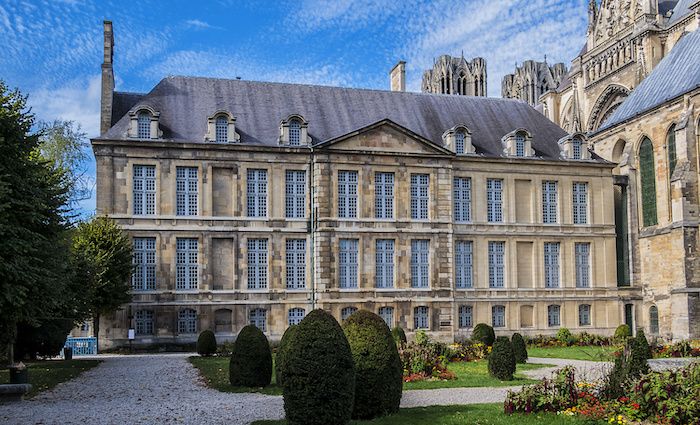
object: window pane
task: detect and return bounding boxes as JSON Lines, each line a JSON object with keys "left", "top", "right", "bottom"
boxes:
{"left": 575, "top": 242, "right": 590, "bottom": 288}
{"left": 410, "top": 174, "right": 429, "bottom": 220}
{"left": 455, "top": 241, "right": 473, "bottom": 288}
{"left": 544, "top": 242, "right": 560, "bottom": 288}
{"left": 133, "top": 165, "right": 156, "bottom": 215}
{"left": 285, "top": 170, "right": 306, "bottom": 218}
{"left": 542, "top": 181, "right": 558, "bottom": 224}
{"left": 176, "top": 167, "right": 198, "bottom": 216}
{"left": 572, "top": 182, "right": 588, "bottom": 224}
{"left": 639, "top": 138, "right": 658, "bottom": 226}
{"left": 488, "top": 241, "right": 505, "bottom": 288}
{"left": 411, "top": 240, "right": 429, "bottom": 288}
{"left": 176, "top": 238, "right": 198, "bottom": 290}
{"left": 339, "top": 239, "right": 358, "bottom": 288}
{"left": 375, "top": 239, "right": 394, "bottom": 288}
{"left": 286, "top": 239, "right": 306, "bottom": 289}
{"left": 247, "top": 169, "right": 268, "bottom": 217}
{"left": 248, "top": 239, "right": 268, "bottom": 289}
{"left": 338, "top": 171, "right": 358, "bottom": 218}
{"left": 453, "top": 177, "right": 471, "bottom": 222}
{"left": 375, "top": 172, "right": 394, "bottom": 219}
{"left": 486, "top": 179, "right": 503, "bottom": 223}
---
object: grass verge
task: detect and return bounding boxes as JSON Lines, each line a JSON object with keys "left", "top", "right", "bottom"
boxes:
{"left": 0, "top": 359, "right": 101, "bottom": 398}
{"left": 189, "top": 356, "right": 282, "bottom": 395}
{"left": 527, "top": 345, "right": 616, "bottom": 362}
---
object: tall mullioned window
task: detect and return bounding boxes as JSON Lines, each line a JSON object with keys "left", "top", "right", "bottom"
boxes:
{"left": 378, "top": 307, "right": 393, "bottom": 327}
{"left": 247, "top": 239, "right": 268, "bottom": 289}
{"left": 488, "top": 241, "right": 505, "bottom": 288}
{"left": 247, "top": 169, "right": 268, "bottom": 217}
{"left": 639, "top": 137, "right": 658, "bottom": 227}
{"left": 411, "top": 239, "right": 429, "bottom": 288}
{"left": 492, "top": 305, "right": 505, "bottom": 328}
{"left": 285, "top": 170, "right": 306, "bottom": 218}
{"left": 249, "top": 308, "right": 267, "bottom": 331}
{"left": 455, "top": 240, "right": 473, "bottom": 288}
{"left": 544, "top": 242, "right": 560, "bottom": 288}
{"left": 215, "top": 115, "right": 228, "bottom": 143}
{"left": 410, "top": 174, "right": 429, "bottom": 220}
{"left": 486, "top": 179, "right": 503, "bottom": 222}
{"left": 455, "top": 131, "right": 465, "bottom": 154}
{"left": 458, "top": 305, "right": 473, "bottom": 328}
{"left": 339, "top": 239, "right": 358, "bottom": 288}
{"left": 375, "top": 239, "right": 394, "bottom": 288}
{"left": 176, "top": 167, "right": 198, "bottom": 216}
{"left": 286, "top": 239, "right": 306, "bottom": 289}
{"left": 135, "top": 310, "right": 154, "bottom": 335}
{"left": 579, "top": 304, "right": 591, "bottom": 326}
{"left": 178, "top": 309, "right": 197, "bottom": 334}
{"left": 289, "top": 119, "right": 301, "bottom": 146}
{"left": 176, "top": 238, "right": 198, "bottom": 290}
{"left": 548, "top": 305, "right": 561, "bottom": 327}
{"left": 338, "top": 171, "right": 358, "bottom": 218}
{"left": 667, "top": 125, "right": 677, "bottom": 177}
{"left": 575, "top": 242, "right": 590, "bottom": 288}
{"left": 414, "top": 306, "right": 429, "bottom": 329}
{"left": 288, "top": 308, "right": 305, "bottom": 325}
{"left": 132, "top": 237, "right": 156, "bottom": 291}
{"left": 572, "top": 182, "right": 588, "bottom": 224}
{"left": 453, "top": 177, "right": 471, "bottom": 222}
{"left": 137, "top": 111, "right": 151, "bottom": 139}
{"left": 572, "top": 137, "right": 583, "bottom": 159}
{"left": 375, "top": 172, "right": 394, "bottom": 219}
{"left": 515, "top": 132, "right": 525, "bottom": 157}
{"left": 133, "top": 165, "right": 156, "bottom": 215}
{"left": 542, "top": 181, "right": 558, "bottom": 224}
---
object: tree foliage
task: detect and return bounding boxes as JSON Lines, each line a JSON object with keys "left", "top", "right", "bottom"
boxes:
{"left": 275, "top": 324, "right": 298, "bottom": 388}
{"left": 229, "top": 325, "right": 273, "bottom": 387}
{"left": 196, "top": 330, "right": 217, "bottom": 357}
{"left": 472, "top": 323, "right": 496, "bottom": 347}
{"left": 511, "top": 333, "right": 528, "bottom": 364}
{"left": 488, "top": 336, "right": 516, "bottom": 381}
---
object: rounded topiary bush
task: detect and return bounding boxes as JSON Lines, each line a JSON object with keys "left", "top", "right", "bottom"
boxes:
{"left": 488, "top": 336, "right": 516, "bottom": 381}
{"left": 229, "top": 325, "right": 272, "bottom": 387}
{"left": 343, "top": 310, "right": 402, "bottom": 420}
{"left": 392, "top": 326, "right": 407, "bottom": 346}
{"left": 275, "top": 324, "right": 298, "bottom": 387}
{"left": 283, "top": 309, "right": 355, "bottom": 425}
{"left": 196, "top": 329, "right": 217, "bottom": 357}
{"left": 614, "top": 324, "right": 631, "bottom": 342}
{"left": 635, "top": 328, "right": 652, "bottom": 360}
{"left": 472, "top": 323, "right": 496, "bottom": 347}
{"left": 511, "top": 333, "right": 528, "bottom": 364}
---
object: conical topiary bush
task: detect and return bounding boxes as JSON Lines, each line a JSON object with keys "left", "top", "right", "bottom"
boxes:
{"left": 229, "top": 324, "right": 272, "bottom": 387}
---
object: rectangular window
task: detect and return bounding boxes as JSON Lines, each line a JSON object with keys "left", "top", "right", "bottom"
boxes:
{"left": 411, "top": 239, "right": 430, "bottom": 288}
{"left": 544, "top": 242, "right": 560, "bottom": 288}
{"left": 375, "top": 172, "right": 394, "bottom": 219}
{"left": 487, "top": 179, "right": 503, "bottom": 223}
{"left": 453, "top": 177, "right": 472, "bottom": 222}
{"left": 375, "top": 239, "right": 394, "bottom": 288}
{"left": 575, "top": 242, "right": 591, "bottom": 288}
{"left": 247, "top": 239, "right": 268, "bottom": 289}
{"left": 175, "top": 238, "right": 198, "bottom": 290}
{"left": 285, "top": 170, "right": 306, "bottom": 218}
{"left": 414, "top": 306, "right": 429, "bottom": 329}
{"left": 135, "top": 310, "right": 154, "bottom": 335}
{"left": 176, "top": 167, "right": 198, "bottom": 216}
{"left": 288, "top": 308, "right": 305, "bottom": 326}
{"left": 459, "top": 305, "right": 473, "bottom": 328}
{"left": 133, "top": 165, "right": 156, "bottom": 215}
{"left": 542, "top": 181, "right": 558, "bottom": 223}
{"left": 132, "top": 237, "right": 156, "bottom": 291}
{"left": 410, "top": 174, "right": 429, "bottom": 220}
{"left": 247, "top": 169, "right": 268, "bottom": 217}
{"left": 338, "top": 171, "right": 358, "bottom": 218}
{"left": 341, "top": 306, "right": 358, "bottom": 321}
{"left": 286, "top": 239, "right": 306, "bottom": 289}
{"left": 492, "top": 305, "right": 506, "bottom": 328}
{"left": 178, "top": 309, "right": 197, "bottom": 334}
{"left": 579, "top": 304, "right": 591, "bottom": 326}
{"left": 488, "top": 241, "right": 505, "bottom": 288}
{"left": 249, "top": 309, "right": 267, "bottom": 332}
{"left": 573, "top": 182, "right": 588, "bottom": 224}
{"left": 455, "top": 241, "right": 473, "bottom": 289}
{"left": 548, "top": 305, "right": 561, "bottom": 327}
{"left": 379, "top": 307, "right": 394, "bottom": 327}
{"left": 339, "top": 239, "right": 358, "bottom": 288}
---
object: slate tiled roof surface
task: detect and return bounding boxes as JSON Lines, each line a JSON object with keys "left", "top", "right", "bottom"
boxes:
{"left": 101, "top": 76, "right": 571, "bottom": 160}
{"left": 666, "top": 0, "right": 695, "bottom": 26}
{"left": 111, "top": 91, "right": 144, "bottom": 126}
{"left": 597, "top": 29, "right": 700, "bottom": 133}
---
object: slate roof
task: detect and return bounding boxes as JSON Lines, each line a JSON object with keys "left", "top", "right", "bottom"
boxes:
{"left": 101, "top": 76, "right": 571, "bottom": 160}
{"left": 597, "top": 29, "right": 700, "bottom": 133}
{"left": 666, "top": 0, "right": 695, "bottom": 26}
{"left": 111, "top": 91, "right": 144, "bottom": 126}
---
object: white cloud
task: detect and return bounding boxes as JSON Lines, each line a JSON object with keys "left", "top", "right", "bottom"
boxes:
{"left": 184, "top": 19, "right": 222, "bottom": 30}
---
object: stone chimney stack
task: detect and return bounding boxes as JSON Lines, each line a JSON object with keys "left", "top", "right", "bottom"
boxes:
{"left": 100, "top": 20, "right": 115, "bottom": 136}
{"left": 390, "top": 61, "right": 406, "bottom": 92}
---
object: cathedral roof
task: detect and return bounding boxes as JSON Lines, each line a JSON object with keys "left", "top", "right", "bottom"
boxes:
{"left": 666, "top": 0, "right": 695, "bottom": 26}
{"left": 101, "top": 77, "right": 571, "bottom": 161}
{"left": 597, "top": 29, "right": 700, "bottom": 133}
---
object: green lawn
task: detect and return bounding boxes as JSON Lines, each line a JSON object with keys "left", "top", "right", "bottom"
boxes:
{"left": 190, "top": 356, "right": 551, "bottom": 394}
{"left": 251, "top": 403, "right": 604, "bottom": 425}
{"left": 0, "top": 360, "right": 101, "bottom": 398}
{"left": 527, "top": 345, "right": 616, "bottom": 362}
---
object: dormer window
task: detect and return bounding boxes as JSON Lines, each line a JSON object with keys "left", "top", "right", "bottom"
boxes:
{"left": 558, "top": 133, "right": 590, "bottom": 160}
{"left": 137, "top": 112, "right": 151, "bottom": 139}
{"left": 128, "top": 107, "right": 160, "bottom": 140}
{"left": 205, "top": 112, "right": 239, "bottom": 143}
{"left": 443, "top": 125, "right": 474, "bottom": 155}
{"left": 515, "top": 132, "right": 526, "bottom": 157}
{"left": 280, "top": 115, "right": 309, "bottom": 146}
{"left": 502, "top": 129, "right": 534, "bottom": 157}
{"left": 572, "top": 137, "right": 582, "bottom": 160}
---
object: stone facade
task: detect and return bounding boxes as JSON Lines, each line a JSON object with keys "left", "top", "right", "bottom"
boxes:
{"left": 501, "top": 61, "right": 568, "bottom": 107}
{"left": 421, "top": 55, "right": 487, "bottom": 96}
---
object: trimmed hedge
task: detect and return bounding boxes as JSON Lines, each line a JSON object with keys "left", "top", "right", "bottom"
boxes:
{"left": 343, "top": 310, "right": 402, "bottom": 420}
{"left": 283, "top": 309, "right": 355, "bottom": 425}
{"left": 275, "top": 324, "right": 298, "bottom": 387}
{"left": 614, "top": 324, "right": 631, "bottom": 342}
{"left": 635, "top": 328, "right": 652, "bottom": 360}
{"left": 392, "top": 326, "right": 407, "bottom": 346}
{"left": 196, "top": 330, "right": 217, "bottom": 357}
{"left": 472, "top": 323, "right": 496, "bottom": 347}
{"left": 488, "top": 336, "right": 516, "bottom": 381}
{"left": 229, "top": 325, "right": 272, "bottom": 387}
{"left": 511, "top": 333, "right": 528, "bottom": 364}
{"left": 15, "top": 319, "right": 74, "bottom": 360}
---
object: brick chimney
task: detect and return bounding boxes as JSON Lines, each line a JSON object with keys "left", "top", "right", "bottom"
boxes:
{"left": 100, "top": 20, "right": 115, "bottom": 135}
{"left": 390, "top": 61, "right": 406, "bottom": 92}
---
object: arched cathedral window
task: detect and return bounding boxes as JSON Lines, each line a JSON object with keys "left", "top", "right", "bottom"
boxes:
{"left": 639, "top": 137, "right": 658, "bottom": 227}
{"left": 667, "top": 124, "right": 677, "bottom": 177}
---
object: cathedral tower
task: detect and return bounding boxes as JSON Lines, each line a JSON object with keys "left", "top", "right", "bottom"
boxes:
{"left": 421, "top": 54, "right": 487, "bottom": 96}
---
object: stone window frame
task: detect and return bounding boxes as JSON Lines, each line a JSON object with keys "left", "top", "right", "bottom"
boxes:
{"left": 649, "top": 305, "right": 659, "bottom": 334}
{"left": 133, "top": 164, "right": 156, "bottom": 216}
{"left": 491, "top": 305, "right": 506, "bottom": 328}
{"left": 246, "top": 169, "right": 268, "bottom": 218}
{"left": 488, "top": 241, "right": 506, "bottom": 288}
{"left": 285, "top": 170, "right": 306, "bottom": 219}
{"left": 135, "top": 310, "right": 154, "bottom": 335}
{"left": 247, "top": 238, "right": 269, "bottom": 290}
{"left": 338, "top": 170, "right": 359, "bottom": 219}
{"left": 374, "top": 171, "right": 395, "bottom": 219}
{"left": 132, "top": 237, "right": 157, "bottom": 291}
{"left": 458, "top": 305, "right": 473, "bottom": 329}
{"left": 542, "top": 180, "right": 559, "bottom": 224}
{"left": 175, "top": 238, "right": 199, "bottom": 291}
{"left": 204, "top": 111, "right": 240, "bottom": 143}
{"left": 558, "top": 132, "right": 591, "bottom": 160}
{"left": 175, "top": 166, "right": 199, "bottom": 217}
{"left": 547, "top": 305, "right": 561, "bottom": 327}
{"left": 338, "top": 238, "right": 359, "bottom": 289}
{"left": 572, "top": 182, "right": 589, "bottom": 225}
{"left": 410, "top": 173, "right": 430, "bottom": 220}
{"left": 279, "top": 114, "right": 310, "bottom": 146}
{"left": 575, "top": 242, "right": 591, "bottom": 288}
{"left": 453, "top": 176, "right": 472, "bottom": 223}
{"left": 455, "top": 240, "right": 473, "bottom": 289}
{"left": 578, "top": 304, "right": 592, "bottom": 326}
{"left": 410, "top": 239, "right": 430, "bottom": 288}
{"left": 501, "top": 128, "right": 534, "bottom": 158}
{"left": 414, "top": 306, "right": 430, "bottom": 330}
{"left": 177, "top": 308, "right": 198, "bottom": 334}
{"left": 128, "top": 106, "right": 161, "bottom": 140}
{"left": 375, "top": 239, "right": 395, "bottom": 289}
{"left": 443, "top": 124, "right": 475, "bottom": 155}
{"left": 285, "top": 238, "right": 306, "bottom": 290}
{"left": 543, "top": 242, "right": 561, "bottom": 288}
{"left": 486, "top": 178, "right": 504, "bottom": 223}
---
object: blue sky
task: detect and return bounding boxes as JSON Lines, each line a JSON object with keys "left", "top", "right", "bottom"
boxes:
{"left": 0, "top": 0, "right": 589, "bottom": 214}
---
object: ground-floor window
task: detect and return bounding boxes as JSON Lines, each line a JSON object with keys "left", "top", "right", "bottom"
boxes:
{"left": 547, "top": 305, "right": 561, "bottom": 327}
{"left": 177, "top": 309, "right": 197, "bottom": 334}
{"left": 250, "top": 308, "right": 267, "bottom": 332}
{"left": 341, "top": 306, "right": 357, "bottom": 321}
{"left": 378, "top": 306, "right": 393, "bottom": 327}
{"left": 578, "top": 304, "right": 591, "bottom": 326}
{"left": 414, "top": 306, "right": 429, "bottom": 329}
{"left": 492, "top": 305, "right": 505, "bottom": 328}
{"left": 135, "top": 310, "right": 154, "bottom": 335}
{"left": 458, "top": 305, "right": 473, "bottom": 328}
{"left": 288, "top": 307, "right": 305, "bottom": 326}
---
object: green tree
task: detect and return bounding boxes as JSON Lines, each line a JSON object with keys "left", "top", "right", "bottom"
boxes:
{"left": 71, "top": 216, "right": 133, "bottom": 342}
{"left": 0, "top": 81, "right": 71, "bottom": 365}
